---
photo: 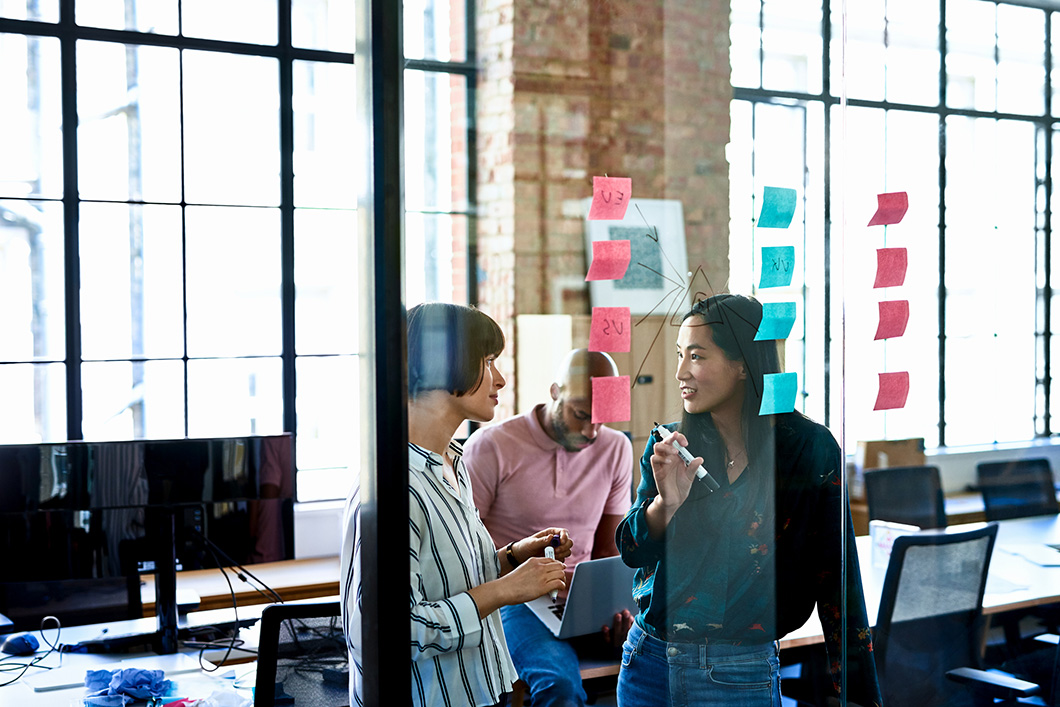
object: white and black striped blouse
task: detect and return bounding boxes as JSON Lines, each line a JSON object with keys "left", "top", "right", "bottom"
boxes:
{"left": 342, "top": 441, "right": 517, "bottom": 707}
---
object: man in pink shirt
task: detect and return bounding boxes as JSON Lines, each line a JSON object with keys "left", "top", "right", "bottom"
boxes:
{"left": 464, "top": 348, "right": 633, "bottom": 707}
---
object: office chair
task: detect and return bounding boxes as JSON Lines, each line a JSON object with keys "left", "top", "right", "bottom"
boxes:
{"left": 253, "top": 600, "right": 347, "bottom": 707}
{"left": 948, "top": 634, "right": 1058, "bottom": 706}
{"left": 873, "top": 523, "right": 999, "bottom": 707}
{"left": 977, "top": 458, "right": 1059, "bottom": 522}
{"left": 864, "top": 464, "right": 948, "bottom": 529}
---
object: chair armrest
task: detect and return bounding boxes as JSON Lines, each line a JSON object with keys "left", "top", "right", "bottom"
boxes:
{"left": 946, "top": 667, "right": 1041, "bottom": 700}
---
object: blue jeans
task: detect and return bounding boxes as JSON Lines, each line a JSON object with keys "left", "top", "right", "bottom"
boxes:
{"left": 617, "top": 622, "right": 781, "bottom": 707}
{"left": 500, "top": 603, "right": 588, "bottom": 707}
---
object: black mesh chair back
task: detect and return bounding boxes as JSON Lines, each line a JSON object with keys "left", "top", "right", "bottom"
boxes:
{"left": 977, "top": 458, "right": 1059, "bottom": 522}
{"left": 864, "top": 465, "right": 947, "bottom": 529}
{"left": 874, "top": 523, "right": 999, "bottom": 707}
{"left": 254, "top": 600, "right": 346, "bottom": 707}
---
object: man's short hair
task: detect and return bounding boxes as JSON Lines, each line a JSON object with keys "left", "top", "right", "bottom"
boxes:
{"left": 407, "top": 302, "right": 505, "bottom": 399}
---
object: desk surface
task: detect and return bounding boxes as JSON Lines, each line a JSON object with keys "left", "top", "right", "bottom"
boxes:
{"left": 781, "top": 514, "right": 1060, "bottom": 649}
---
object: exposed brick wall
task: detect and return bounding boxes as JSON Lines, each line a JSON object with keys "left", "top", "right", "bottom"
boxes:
{"left": 476, "top": 0, "right": 731, "bottom": 416}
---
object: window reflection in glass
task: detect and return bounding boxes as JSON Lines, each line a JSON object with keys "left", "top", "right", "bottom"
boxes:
{"left": 295, "top": 207, "right": 358, "bottom": 355}
{"left": 181, "top": 0, "right": 277, "bottom": 45}
{"left": 0, "top": 363, "right": 66, "bottom": 444}
{"left": 77, "top": 42, "right": 182, "bottom": 203}
{"left": 0, "top": 0, "right": 58, "bottom": 22}
{"left": 187, "top": 357, "right": 283, "bottom": 438}
{"left": 82, "top": 360, "right": 185, "bottom": 441}
{"left": 295, "top": 355, "right": 358, "bottom": 502}
{"left": 75, "top": 1, "right": 179, "bottom": 34}
{"left": 405, "top": 69, "right": 468, "bottom": 213}
{"left": 79, "top": 203, "right": 185, "bottom": 360}
{"left": 996, "top": 4, "right": 1045, "bottom": 116}
{"left": 406, "top": 212, "right": 468, "bottom": 307}
{"left": 183, "top": 51, "right": 280, "bottom": 207}
{"left": 185, "top": 205, "right": 281, "bottom": 358}
{"left": 404, "top": 0, "right": 465, "bottom": 63}
{"left": 0, "top": 33, "right": 62, "bottom": 199}
{"left": 292, "top": 0, "right": 355, "bottom": 52}
{"left": 294, "top": 60, "right": 357, "bottom": 209}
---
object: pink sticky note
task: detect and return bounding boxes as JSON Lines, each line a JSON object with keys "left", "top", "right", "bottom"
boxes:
{"left": 585, "top": 240, "right": 632, "bottom": 281}
{"left": 589, "top": 307, "right": 632, "bottom": 353}
{"left": 874, "top": 300, "right": 910, "bottom": 340}
{"left": 588, "top": 176, "right": 633, "bottom": 220}
{"left": 592, "top": 375, "right": 631, "bottom": 424}
{"left": 874, "top": 248, "right": 908, "bottom": 288}
{"left": 874, "top": 371, "right": 910, "bottom": 411}
{"left": 868, "top": 192, "right": 909, "bottom": 226}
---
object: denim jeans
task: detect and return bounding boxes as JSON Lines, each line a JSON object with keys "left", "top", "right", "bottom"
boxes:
{"left": 616, "top": 622, "right": 781, "bottom": 707}
{"left": 499, "top": 603, "right": 589, "bottom": 707}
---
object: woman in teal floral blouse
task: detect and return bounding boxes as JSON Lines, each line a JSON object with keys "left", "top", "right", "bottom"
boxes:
{"left": 615, "top": 294, "right": 881, "bottom": 707}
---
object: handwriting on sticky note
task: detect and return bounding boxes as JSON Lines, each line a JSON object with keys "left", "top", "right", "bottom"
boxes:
{"left": 759, "top": 372, "right": 798, "bottom": 415}
{"left": 754, "top": 302, "right": 797, "bottom": 341}
{"left": 588, "top": 176, "right": 633, "bottom": 220}
{"left": 874, "top": 300, "right": 910, "bottom": 340}
{"left": 589, "top": 307, "right": 632, "bottom": 353}
{"left": 867, "top": 192, "right": 909, "bottom": 226}
{"left": 759, "top": 246, "right": 796, "bottom": 289}
{"left": 874, "top": 248, "right": 907, "bottom": 288}
{"left": 874, "top": 371, "right": 910, "bottom": 411}
{"left": 757, "top": 186, "right": 797, "bottom": 229}
{"left": 591, "top": 375, "right": 631, "bottom": 424}
{"left": 585, "top": 240, "right": 632, "bottom": 281}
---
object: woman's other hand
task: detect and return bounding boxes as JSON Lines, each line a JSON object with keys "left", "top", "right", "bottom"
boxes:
{"left": 515, "top": 527, "right": 573, "bottom": 562}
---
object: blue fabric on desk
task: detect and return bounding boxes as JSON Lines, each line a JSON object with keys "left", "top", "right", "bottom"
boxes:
{"left": 85, "top": 667, "right": 172, "bottom": 704}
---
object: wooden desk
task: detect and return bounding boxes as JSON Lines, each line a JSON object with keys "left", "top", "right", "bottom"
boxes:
{"left": 141, "top": 556, "right": 341, "bottom": 614}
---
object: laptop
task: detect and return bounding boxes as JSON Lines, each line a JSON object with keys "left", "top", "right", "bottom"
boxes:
{"left": 525, "top": 555, "right": 638, "bottom": 639}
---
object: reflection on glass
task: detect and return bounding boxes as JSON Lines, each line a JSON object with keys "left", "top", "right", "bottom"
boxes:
{"left": 181, "top": 0, "right": 277, "bottom": 46}
{"left": 405, "top": 69, "right": 469, "bottom": 213}
{"left": 187, "top": 357, "right": 283, "bottom": 438}
{"left": 295, "top": 355, "right": 358, "bottom": 502}
{"left": 292, "top": 0, "right": 355, "bottom": 52}
{"left": 80, "top": 203, "right": 185, "bottom": 360}
{"left": 75, "top": 1, "right": 179, "bottom": 34}
{"left": 185, "top": 205, "right": 281, "bottom": 358}
{"left": 406, "top": 212, "right": 468, "bottom": 307}
{"left": 946, "top": 0, "right": 998, "bottom": 112}
{"left": 762, "top": 0, "right": 822, "bottom": 94}
{"left": 0, "top": 199, "right": 65, "bottom": 362}
{"left": 182, "top": 51, "right": 280, "bottom": 206}
{"left": 295, "top": 208, "right": 359, "bottom": 355}
{"left": 82, "top": 360, "right": 186, "bottom": 441}
{"left": 0, "top": 362, "right": 66, "bottom": 444}
{"left": 0, "top": 0, "right": 58, "bottom": 22}
{"left": 77, "top": 42, "right": 182, "bottom": 203}
{"left": 294, "top": 60, "right": 357, "bottom": 208}
{"left": 996, "top": 4, "right": 1045, "bottom": 116}
{"left": 884, "top": 0, "right": 939, "bottom": 106}
{"left": 404, "top": 0, "right": 465, "bottom": 63}
{"left": 0, "top": 34, "right": 62, "bottom": 199}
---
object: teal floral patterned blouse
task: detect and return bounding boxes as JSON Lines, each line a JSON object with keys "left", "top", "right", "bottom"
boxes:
{"left": 617, "top": 412, "right": 882, "bottom": 707}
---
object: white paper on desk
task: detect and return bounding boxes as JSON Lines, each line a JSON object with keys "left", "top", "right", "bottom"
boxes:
{"left": 24, "top": 652, "right": 203, "bottom": 692}
{"left": 1002, "top": 544, "right": 1060, "bottom": 567}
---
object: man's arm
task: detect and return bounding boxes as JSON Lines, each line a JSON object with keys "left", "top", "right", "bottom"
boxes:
{"left": 590, "top": 513, "right": 623, "bottom": 559}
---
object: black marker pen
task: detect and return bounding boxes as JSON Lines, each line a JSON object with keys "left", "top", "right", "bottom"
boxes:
{"left": 651, "top": 422, "right": 720, "bottom": 492}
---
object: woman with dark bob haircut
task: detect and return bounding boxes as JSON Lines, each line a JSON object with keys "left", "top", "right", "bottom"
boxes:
{"left": 342, "top": 302, "right": 573, "bottom": 707}
{"left": 615, "top": 293, "right": 882, "bottom": 707}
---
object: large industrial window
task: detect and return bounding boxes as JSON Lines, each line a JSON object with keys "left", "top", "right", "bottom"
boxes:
{"left": 0, "top": 1, "right": 471, "bottom": 502}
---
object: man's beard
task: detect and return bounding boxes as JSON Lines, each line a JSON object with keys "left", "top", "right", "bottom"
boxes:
{"left": 551, "top": 411, "right": 595, "bottom": 453}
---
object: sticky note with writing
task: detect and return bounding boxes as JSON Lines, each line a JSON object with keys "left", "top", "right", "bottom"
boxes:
{"left": 591, "top": 375, "right": 631, "bottom": 424}
{"left": 867, "top": 191, "right": 909, "bottom": 226}
{"left": 585, "top": 240, "right": 632, "bottom": 281}
{"left": 589, "top": 307, "right": 632, "bottom": 353}
{"left": 757, "top": 186, "right": 797, "bottom": 229}
{"left": 588, "top": 176, "right": 633, "bottom": 220}
{"left": 874, "top": 371, "right": 910, "bottom": 411}
{"left": 759, "top": 372, "right": 798, "bottom": 415}
{"left": 759, "top": 246, "right": 796, "bottom": 289}
{"left": 874, "top": 248, "right": 908, "bottom": 288}
{"left": 874, "top": 300, "right": 910, "bottom": 340}
{"left": 754, "top": 301, "right": 797, "bottom": 341}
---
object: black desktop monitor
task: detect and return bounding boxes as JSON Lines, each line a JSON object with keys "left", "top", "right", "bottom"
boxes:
{"left": 0, "top": 433, "right": 295, "bottom": 653}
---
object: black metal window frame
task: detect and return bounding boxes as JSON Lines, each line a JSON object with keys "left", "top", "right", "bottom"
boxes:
{"left": 733, "top": 0, "right": 1056, "bottom": 447}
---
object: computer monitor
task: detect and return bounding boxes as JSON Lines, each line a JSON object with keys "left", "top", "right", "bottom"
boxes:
{"left": 0, "top": 433, "right": 295, "bottom": 653}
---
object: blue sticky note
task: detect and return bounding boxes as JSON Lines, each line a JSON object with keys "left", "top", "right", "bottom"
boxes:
{"left": 759, "top": 246, "right": 795, "bottom": 289}
{"left": 757, "top": 187, "right": 797, "bottom": 228}
{"left": 755, "top": 302, "right": 796, "bottom": 341}
{"left": 759, "top": 372, "right": 798, "bottom": 415}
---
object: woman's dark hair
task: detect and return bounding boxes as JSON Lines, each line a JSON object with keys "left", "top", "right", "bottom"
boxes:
{"left": 679, "top": 294, "right": 782, "bottom": 501}
{"left": 407, "top": 302, "right": 505, "bottom": 399}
